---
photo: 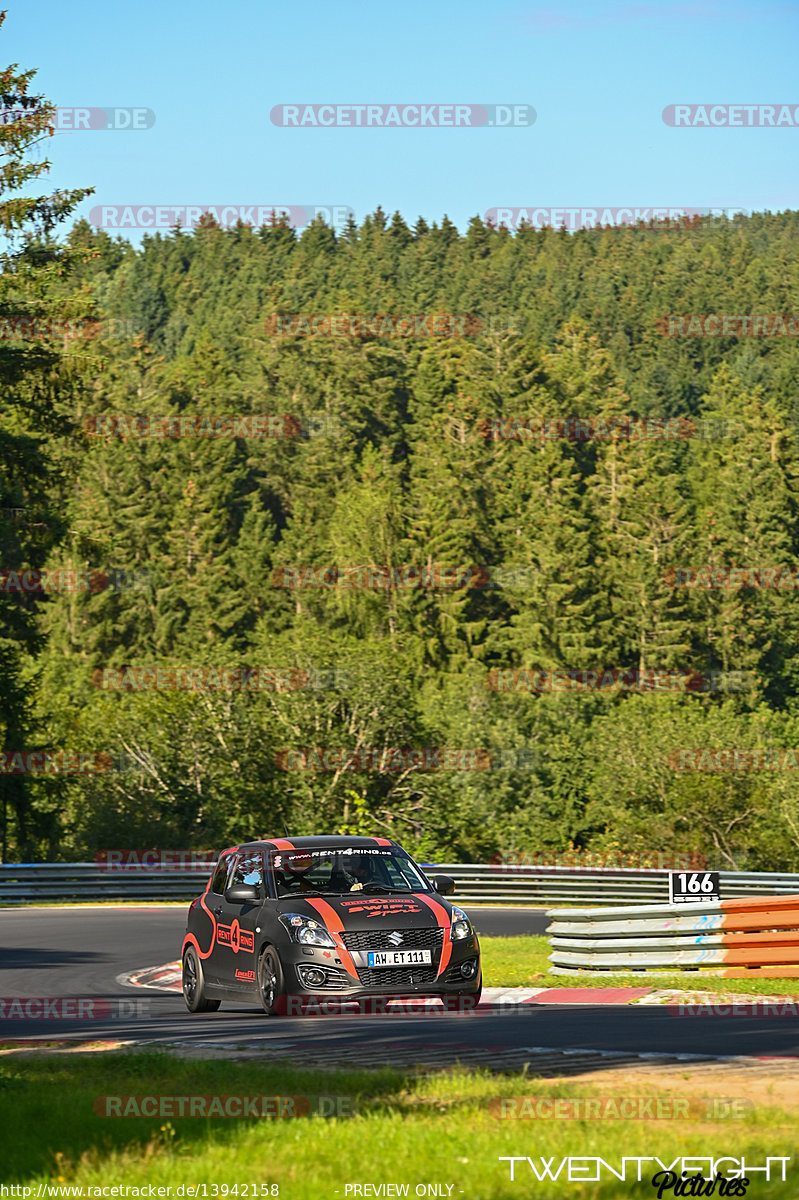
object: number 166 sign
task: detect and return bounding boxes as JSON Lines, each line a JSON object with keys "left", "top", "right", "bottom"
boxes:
{"left": 669, "top": 871, "right": 720, "bottom": 904}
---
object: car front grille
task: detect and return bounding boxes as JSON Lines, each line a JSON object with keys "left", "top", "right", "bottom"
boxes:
{"left": 341, "top": 927, "right": 444, "bottom": 952}
{"left": 356, "top": 965, "right": 440, "bottom": 988}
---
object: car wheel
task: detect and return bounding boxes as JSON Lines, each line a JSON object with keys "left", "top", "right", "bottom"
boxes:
{"left": 182, "top": 946, "right": 221, "bottom": 1013}
{"left": 258, "top": 947, "right": 285, "bottom": 1016}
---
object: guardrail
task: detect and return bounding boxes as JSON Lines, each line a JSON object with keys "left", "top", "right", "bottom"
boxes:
{"left": 547, "top": 893, "right": 799, "bottom": 977}
{"left": 426, "top": 865, "right": 799, "bottom": 907}
{"left": 3, "top": 861, "right": 799, "bottom": 905}
{"left": 0, "top": 863, "right": 212, "bottom": 904}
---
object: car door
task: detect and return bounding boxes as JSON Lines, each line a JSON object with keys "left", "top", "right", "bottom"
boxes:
{"left": 201, "top": 851, "right": 236, "bottom": 984}
{"left": 212, "top": 849, "right": 265, "bottom": 991}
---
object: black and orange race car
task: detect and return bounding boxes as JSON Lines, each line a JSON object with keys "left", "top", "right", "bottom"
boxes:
{"left": 181, "top": 835, "right": 481, "bottom": 1014}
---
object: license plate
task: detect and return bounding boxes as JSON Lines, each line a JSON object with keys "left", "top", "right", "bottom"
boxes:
{"left": 367, "top": 950, "right": 432, "bottom": 967}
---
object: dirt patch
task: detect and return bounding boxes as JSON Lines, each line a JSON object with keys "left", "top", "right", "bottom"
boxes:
{"left": 534, "top": 1060, "right": 799, "bottom": 1113}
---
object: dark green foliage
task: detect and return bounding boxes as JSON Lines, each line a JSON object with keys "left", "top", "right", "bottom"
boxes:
{"left": 5, "top": 113, "right": 799, "bottom": 867}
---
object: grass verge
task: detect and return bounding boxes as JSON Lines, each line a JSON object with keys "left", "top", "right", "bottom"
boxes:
{"left": 1, "top": 1050, "right": 795, "bottom": 1198}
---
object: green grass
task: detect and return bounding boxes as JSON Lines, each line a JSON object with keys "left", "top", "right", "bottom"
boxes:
{"left": 1, "top": 1050, "right": 794, "bottom": 1198}
{"left": 481, "top": 935, "right": 799, "bottom": 995}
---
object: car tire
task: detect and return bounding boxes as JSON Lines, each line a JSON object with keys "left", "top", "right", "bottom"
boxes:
{"left": 258, "top": 947, "right": 285, "bottom": 1016}
{"left": 182, "top": 946, "right": 221, "bottom": 1013}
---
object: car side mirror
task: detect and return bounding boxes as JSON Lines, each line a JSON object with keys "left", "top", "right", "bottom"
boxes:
{"left": 225, "top": 883, "right": 260, "bottom": 905}
{"left": 432, "top": 874, "right": 455, "bottom": 896}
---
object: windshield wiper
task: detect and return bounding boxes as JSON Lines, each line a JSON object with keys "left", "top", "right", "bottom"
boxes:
{"left": 277, "top": 889, "right": 327, "bottom": 899}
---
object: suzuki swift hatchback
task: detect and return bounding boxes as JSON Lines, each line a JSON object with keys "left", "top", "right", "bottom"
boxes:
{"left": 181, "top": 835, "right": 482, "bottom": 1015}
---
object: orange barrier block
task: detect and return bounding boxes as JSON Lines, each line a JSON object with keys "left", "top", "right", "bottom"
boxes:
{"left": 719, "top": 930, "right": 799, "bottom": 947}
{"left": 722, "top": 945, "right": 799, "bottom": 966}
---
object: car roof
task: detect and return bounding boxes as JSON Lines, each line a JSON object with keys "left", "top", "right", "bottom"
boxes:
{"left": 231, "top": 835, "right": 399, "bottom": 852}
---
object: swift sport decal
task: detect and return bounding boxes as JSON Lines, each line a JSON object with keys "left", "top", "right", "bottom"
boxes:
{"left": 339, "top": 897, "right": 423, "bottom": 916}
{"left": 413, "top": 893, "right": 453, "bottom": 977}
{"left": 304, "top": 898, "right": 360, "bottom": 980}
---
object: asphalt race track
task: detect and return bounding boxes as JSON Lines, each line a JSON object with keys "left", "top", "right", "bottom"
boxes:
{"left": 2, "top": 906, "right": 799, "bottom": 1061}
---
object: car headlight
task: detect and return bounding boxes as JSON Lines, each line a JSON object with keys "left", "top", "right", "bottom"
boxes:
{"left": 450, "top": 905, "right": 473, "bottom": 940}
{"left": 278, "top": 913, "right": 337, "bottom": 948}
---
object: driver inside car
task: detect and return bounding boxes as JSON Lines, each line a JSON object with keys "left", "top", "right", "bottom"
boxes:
{"left": 347, "top": 856, "right": 375, "bottom": 891}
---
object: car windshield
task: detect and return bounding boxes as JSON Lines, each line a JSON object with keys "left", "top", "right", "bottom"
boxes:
{"left": 269, "top": 847, "right": 430, "bottom": 898}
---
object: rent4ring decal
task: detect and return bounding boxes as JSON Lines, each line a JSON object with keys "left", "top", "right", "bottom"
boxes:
{"left": 216, "top": 918, "right": 255, "bottom": 953}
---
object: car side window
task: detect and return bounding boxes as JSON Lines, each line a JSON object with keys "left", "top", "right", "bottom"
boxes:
{"left": 211, "top": 854, "right": 233, "bottom": 896}
{"left": 231, "top": 851, "right": 264, "bottom": 891}
{"left": 383, "top": 856, "right": 410, "bottom": 887}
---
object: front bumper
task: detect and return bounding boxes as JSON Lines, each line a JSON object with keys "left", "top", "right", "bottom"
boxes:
{"left": 279, "top": 934, "right": 481, "bottom": 999}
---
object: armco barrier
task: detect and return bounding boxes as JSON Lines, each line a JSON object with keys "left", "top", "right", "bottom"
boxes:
{"left": 0, "top": 862, "right": 213, "bottom": 904}
{"left": 547, "top": 893, "right": 799, "bottom": 977}
{"left": 3, "top": 861, "right": 799, "bottom": 905}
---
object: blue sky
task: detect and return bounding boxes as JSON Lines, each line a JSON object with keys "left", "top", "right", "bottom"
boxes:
{"left": 7, "top": 0, "right": 799, "bottom": 241}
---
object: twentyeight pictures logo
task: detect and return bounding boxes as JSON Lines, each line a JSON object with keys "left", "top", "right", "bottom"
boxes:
{"left": 497, "top": 1156, "right": 790, "bottom": 1183}
{"left": 270, "top": 104, "right": 535, "bottom": 127}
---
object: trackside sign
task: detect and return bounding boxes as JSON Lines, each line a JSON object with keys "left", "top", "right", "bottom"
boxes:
{"left": 669, "top": 871, "right": 720, "bottom": 904}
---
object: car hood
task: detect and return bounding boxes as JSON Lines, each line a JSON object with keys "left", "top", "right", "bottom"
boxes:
{"left": 276, "top": 891, "right": 453, "bottom": 932}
